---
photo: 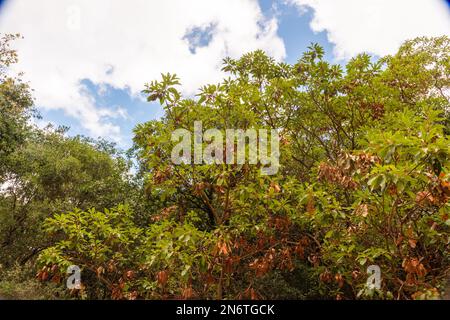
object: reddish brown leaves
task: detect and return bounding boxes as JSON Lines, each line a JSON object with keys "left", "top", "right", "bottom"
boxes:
{"left": 181, "top": 286, "right": 195, "bottom": 299}
{"left": 249, "top": 248, "right": 275, "bottom": 277}
{"left": 152, "top": 205, "right": 178, "bottom": 222}
{"left": 125, "top": 270, "right": 135, "bottom": 280}
{"left": 127, "top": 291, "right": 138, "bottom": 300}
{"left": 156, "top": 270, "right": 169, "bottom": 286}
{"left": 223, "top": 257, "right": 235, "bottom": 274}
{"left": 96, "top": 266, "right": 105, "bottom": 276}
{"left": 355, "top": 204, "right": 369, "bottom": 217}
{"left": 408, "top": 239, "right": 417, "bottom": 249}
{"left": 267, "top": 216, "right": 291, "bottom": 232}
{"left": 36, "top": 265, "right": 62, "bottom": 284}
{"left": 334, "top": 273, "right": 345, "bottom": 288}
{"left": 318, "top": 152, "right": 379, "bottom": 190}
{"left": 294, "top": 237, "right": 309, "bottom": 259}
{"left": 308, "top": 254, "right": 320, "bottom": 267}
{"left": 318, "top": 162, "right": 358, "bottom": 190}
{"left": 279, "top": 248, "right": 294, "bottom": 271}
{"left": 416, "top": 172, "right": 450, "bottom": 207}
{"left": 306, "top": 193, "right": 316, "bottom": 215}
{"left": 216, "top": 240, "right": 230, "bottom": 256}
{"left": 36, "top": 269, "right": 48, "bottom": 281}
{"left": 214, "top": 185, "right": 226, "bottom": 194}
{"left": 111, "top": 285, "right": 124, "bottom": 300}
{"left": 269, "top": 181, "right": 281, "bottom": 193}
{"left": 249, "top": 258, "right": 271, "bottom": 277}
{"left": 193, "top": 182, "right": 209, "bottom": 196}
{"left": 402, "top": 258, "right": 427, "bottom": 286}
{"left": 360, "top": 102, "right": 385, "bottom": 120}
{"left": 415, "top": 191, "right": 435, "bottom": 206}
{"left": 319, "top": 270, "right": 345, "bottom": 288}
{"left": 319, "top": 270, "right": 333, "bottom": 283}
{"left": 153, "top": 167, "right": 172, "bottom": 184}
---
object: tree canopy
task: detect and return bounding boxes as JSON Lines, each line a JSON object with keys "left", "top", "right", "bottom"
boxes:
{"left": 0, "top": 34, "right": 449, "bottom": 300}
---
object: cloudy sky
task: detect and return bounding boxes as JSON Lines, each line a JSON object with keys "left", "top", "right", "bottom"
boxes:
{"left": 0, "top": 0, "right": 449, "bottom": 148}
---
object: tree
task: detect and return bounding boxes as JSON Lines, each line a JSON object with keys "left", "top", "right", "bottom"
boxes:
{"left": 0, "top": 35, "right": 146, "bottom": 298}
{"left": 0, "top": 33, "right": 34, "bottom": 180}
{"left": 0, "top": 128, "right": 139, "bottom": 267}
{"left": 39, "top": 36, "right": 449, "bottom": 300}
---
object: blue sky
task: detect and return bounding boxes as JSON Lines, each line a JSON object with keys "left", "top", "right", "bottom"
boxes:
{"left": 259, "top": 0, "right": 334, "bottom": 63}
{"left": 38, "top": 80, "right": 165, "bottom": 148}
{"left": 0, "top": 0, "right": 449, "bottom": 150}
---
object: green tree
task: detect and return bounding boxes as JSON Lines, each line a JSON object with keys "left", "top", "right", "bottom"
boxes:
{"left": 0, "top": 128, "right": 139, "bottom": 266}
{"left": 0, "top": 33, "right": 34, "bottom": 180}
{"left": 39, "top": 36, "right": 449, "bottom": 300}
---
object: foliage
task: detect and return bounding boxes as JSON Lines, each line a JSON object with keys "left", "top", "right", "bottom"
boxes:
{"left": 0, "top": 33, "right": 34, "bottom": 179}
{"left": 1, "top": 33, "right": 449, "bottom": 300}
{"left": 0, "top": 127, "right": 139, "bottom": 267}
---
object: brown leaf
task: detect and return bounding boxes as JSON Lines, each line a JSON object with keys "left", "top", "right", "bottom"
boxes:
{"left": 126, "top": 270, "right": 135, "bottom": 280}
{"left": 96, "top": 266, "right": 105, "bottom": 276}
{"left": 156, "top": 270, "right": 168, "bottom": 286}
{"left": 270, "top": 182, "right": 281, "bottom": 193}
{"left": 356, "top": 204, "right": 368, "bottom": 217}
{"left": 182, "top": 286, "right": 194, "bottom": 299}
{"left": 306, "top": 194, "right": 316, "bottom": 215}
{"left": 335, "top": 273, "right": 344, "bottom": 288}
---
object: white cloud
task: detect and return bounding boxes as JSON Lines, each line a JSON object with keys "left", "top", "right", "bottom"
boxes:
{"left": 0, "top": 0, "right": 285, "bottom": 141}
{"left": 289, "top": 0, "right": 450, "bottom": 59}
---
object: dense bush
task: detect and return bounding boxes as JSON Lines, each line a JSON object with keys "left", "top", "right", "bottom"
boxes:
{"left": 1, "top": 33, "right": 449, "bottom": 300}
{"left": 38, "top": 37, "right": 449, "bottom": 299}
